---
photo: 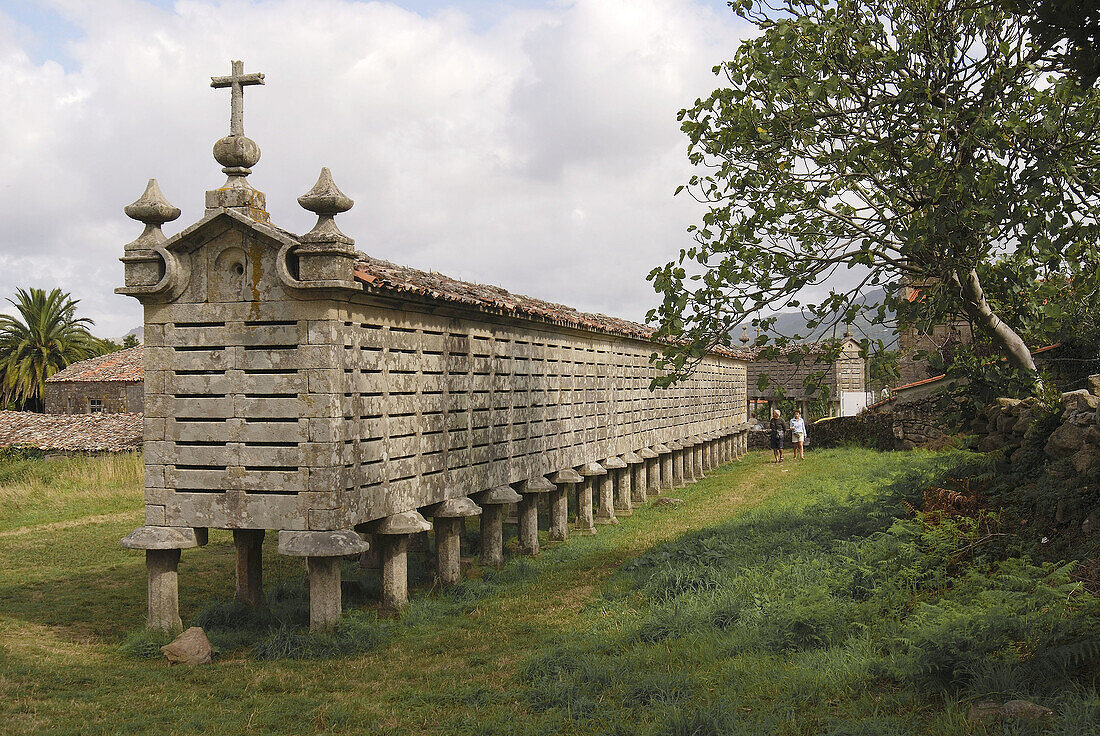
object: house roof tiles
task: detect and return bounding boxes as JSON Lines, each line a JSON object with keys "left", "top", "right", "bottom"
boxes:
{"left": 353, "top": 255, "right": 752, "bottom": 360}
{"left": 46, "top": 346, "right": 144, "bottom": 383}
{"left": 0, "top": 411, "right": 142, "bottom": 452}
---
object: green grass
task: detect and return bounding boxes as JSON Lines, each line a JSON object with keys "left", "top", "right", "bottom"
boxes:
{"left": 0, "top": 451, "right": 142, "bottom": 533}
{"left": 0, "top": 449, "right": 1096, "bottom": 735}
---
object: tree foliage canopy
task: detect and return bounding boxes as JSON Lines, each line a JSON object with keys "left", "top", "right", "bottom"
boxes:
{"left": 649, "top": 0, "right": 1100, "bottom": 387}
{"left": 0, "top": 287, "right": 104, "bottom": 410}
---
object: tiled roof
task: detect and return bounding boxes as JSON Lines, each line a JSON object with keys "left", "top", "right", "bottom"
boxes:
{"left": 0, "top": 411, "right": 142, "bottom": 452}
{"left": 353, "top": 255, "right": 752, "bottom": 359}
{"left": 46, "top": 346, "right": 144, "bottom": 383}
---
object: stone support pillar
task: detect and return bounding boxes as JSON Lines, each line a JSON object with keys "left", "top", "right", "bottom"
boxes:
{"left": 576, "top": 462, "right": 605, "bottom": 535}
{"left": 146, "top": 549, "right": 182, "bottom": 634}
{"left": 654, "top": 444, "right": 672, "bottom": 492}
{"left": 682, "top": 439, "right": 697, "bottom": 484}
{"left": 361, "top": 512, "right": 431, "bottom": 618}
{"left": 426, "top": 497, "right": 482, "bottom": 586}
{"left": 701, "top": 434, "right": 713, "bottom": 473}
{"left": 472, "top": 486, "right": 522, "bottom": 568}
{"left": 624, "top": 452, "right": 646, "bottom": 505}
{"left": 121, "top": 525, "right": 205, "bottom": 635}
{"left": 637, "top": 447, "right": 659, "bottom": 499}
{"left": 548, "top": 469, "right": 583, "bottom": 542}
{"left": 278, "top": 529, "right": 370, "bottom": 631}
{"left": 695, "top": 433, "right": 704, "bottom": 479}
{"left": 233, "top": 529, "right": 266, "bottom": 608}
{"left": 668, "top": 440, "right": 685, "bottom": 488}
{"left": 516, "top": 476, "right": 556, "bottom": 555}
{"left": 596, "top": 457, "right": 626, "bottom": 524}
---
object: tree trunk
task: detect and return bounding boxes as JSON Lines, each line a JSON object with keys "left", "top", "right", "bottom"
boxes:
{"left": 951, "top": 268, "right": 1037, "bottom": 373}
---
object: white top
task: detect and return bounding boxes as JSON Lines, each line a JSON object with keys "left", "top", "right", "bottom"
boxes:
{"left": 790, "top": 417, "right": 806, "bottom": 436}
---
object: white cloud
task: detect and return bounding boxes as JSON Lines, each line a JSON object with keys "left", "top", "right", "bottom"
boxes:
{"left": 0, "top": 0, "right": 752, "bottom": 337}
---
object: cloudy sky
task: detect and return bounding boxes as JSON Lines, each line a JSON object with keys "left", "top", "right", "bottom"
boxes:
{"left": 0, "top": 0, "right": 752, "bottom": 338}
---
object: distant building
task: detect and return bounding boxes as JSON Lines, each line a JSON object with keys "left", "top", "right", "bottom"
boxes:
{"left": 44, "top": 345, "right": 144, "bottom": 414}
{"left": 745, "top": 334, "right": 868, "bottom": 418}
{"left": 896, "top": 280, "right": 973, "bottom": 387}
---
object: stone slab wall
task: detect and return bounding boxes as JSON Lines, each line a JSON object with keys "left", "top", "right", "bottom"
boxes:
{"left": 136, "top": 218, "right": 747, "bottom": 533}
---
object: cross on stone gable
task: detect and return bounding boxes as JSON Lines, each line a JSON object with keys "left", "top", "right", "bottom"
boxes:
{"left": 210, "top": 60, "right": 265, "bottom": 137}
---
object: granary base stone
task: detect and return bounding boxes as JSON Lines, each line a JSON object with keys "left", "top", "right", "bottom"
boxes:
{"left": 379, "top": 535, "right": 409, "bottom": 616}
{"left": 473, "top": 486, "right": 522, "bottom": 568}
{"left": 434, "top": 517, "right": 463, "bottom": 585}
{"left": 548, "top": 469, "right": 582, "bottom": 542}
{"left": 427, "top": 497, "right": 481, "bottom": 586}
{"left": 517, "top": 495, "right": 540, "bottom": 554}
{"left": 576, "top": 477, "right": 598, "bottom": 535}
{"left": 121, "top": 525, "right": 204, "bottom": 634}
{"left": 147, "top": 549, "right": 183, "bottom": 635}
{"left": 278, "top": 529, "right": 369, "bottom": 631}
{"left": 306, "top": 557, "right": 341, "bottom": 632}
{"left": 613, "top": 461, "right": 633, "bottom": 516}
{"left": 233, "top": 529, "right": 265, "bottom": 608}
{"left": 369, "top": 511, "right": 431, "bottom": 616}
{"left": 516, "top": 476, "right": 554, "bottom": 556}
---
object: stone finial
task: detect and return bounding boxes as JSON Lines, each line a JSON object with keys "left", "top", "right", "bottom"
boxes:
{"left": 123, "top": 179, "right": 180, "bottom": 252}
{"left": 740, "top": 326, "right": 750, "bottom": 345}
{"left": 206, "top": 60, "right": 268, "bottom": 221}
{"left": 298, "top": 167, "right": 354, "bottom": 246}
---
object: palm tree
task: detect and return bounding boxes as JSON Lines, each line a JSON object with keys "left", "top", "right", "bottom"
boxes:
{"left": 0, "top": 288, "right": 105, "bottom": 411}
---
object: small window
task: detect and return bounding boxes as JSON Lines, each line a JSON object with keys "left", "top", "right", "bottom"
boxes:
{"left": 88, "top": 398, "right": 103, "bottom": 413}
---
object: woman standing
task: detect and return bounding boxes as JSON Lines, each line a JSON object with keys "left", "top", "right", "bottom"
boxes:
{"left": 790, "top": 409, "right": 807, "bottom": 460}
{"left": 769, "top": 409, "right": 785, "bottom": 463}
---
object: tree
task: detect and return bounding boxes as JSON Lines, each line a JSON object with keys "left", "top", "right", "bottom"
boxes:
{"left": 0, "top": 288, "right": 104, "bottom": 411}
{"left": 1004, "top": 0, "right": 1100, "bottom": 88}
{"left": 649, "top": 0, "right": 1100, "bottom": 387}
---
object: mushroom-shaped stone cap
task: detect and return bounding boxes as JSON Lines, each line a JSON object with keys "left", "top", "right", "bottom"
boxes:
{"left": 298, "top": 167, "right": 354, "bottom": 215}
{"left": 370, "top": 510, "right": 432, "bottom": 535}
{"left": 579, "top": 461, "right": 608, "bottom": 476}
{"left": 622, "top": 452, "right": 644, "bottom": 465}
{"left": 278, "top": 529, "right": 370, "bottom": 557}
{"left": 550, "top": 468, "right": 583, "bottom": 484}
{"left": 516, "top": 475, "right": 556, "bottom": 494}
{"left": 125, "top": 179, "right": 181, "bottom": 226}
{"left": 427, "top": 497, "right": 483, "bottom": 518}
{"left": 637, "top": 447, "right": 659, "bottom": 459}
{"left": 121, "top": 525, "right": 202, "bottom": 550}
{"left": 666, "top": 440, "right": 683, "bottom": 451}
{"left": 601, "top": 456, "right": 628, "bottom": 470}
{"left": 653, "top": 444, "right": 672, "bottom": 454}
{"left": 472, "top": 485, "right": 523, "bottom": 505}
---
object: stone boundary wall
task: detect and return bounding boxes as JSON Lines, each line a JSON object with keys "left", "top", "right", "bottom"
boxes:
{"left": 746, "top": 395, "right": 946, "bottom": 452}
{"left": 972, "top": 384, "right": 1100, "bottom": 539}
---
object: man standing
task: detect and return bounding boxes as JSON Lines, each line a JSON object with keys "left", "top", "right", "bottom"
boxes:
{"left": 769, "top": 409, "right": 785, "bottom": 463}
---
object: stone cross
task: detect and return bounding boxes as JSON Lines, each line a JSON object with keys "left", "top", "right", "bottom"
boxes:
{"left": 210, "top": 60, "right": 265, "bottom": 136}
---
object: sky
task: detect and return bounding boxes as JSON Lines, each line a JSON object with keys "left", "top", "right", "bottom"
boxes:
{"left": 0, "top": 0, "right": 753, "bottom": 338}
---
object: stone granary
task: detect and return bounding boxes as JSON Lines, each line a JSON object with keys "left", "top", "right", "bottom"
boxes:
{"left": 44, "top": 345, "right": 144, "bottom": 414}
{"left": 118, "top": 62, "right": 752, "bottom": 634}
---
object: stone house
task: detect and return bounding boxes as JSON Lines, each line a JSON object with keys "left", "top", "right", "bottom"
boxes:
{"left": 896, "top": 280, "right": 974, "bottom": 386}
{"left": 44, "top": 345, "right": 145, "bottom": 414}
{"left": 745, "top": 334, "right": 868, "bottom": 418}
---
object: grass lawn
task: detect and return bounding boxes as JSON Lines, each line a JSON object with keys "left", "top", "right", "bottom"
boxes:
{"left": 0, "top": 448, "right": 1096, "bottom": 735}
